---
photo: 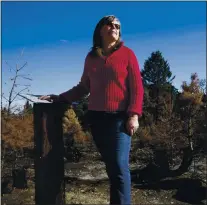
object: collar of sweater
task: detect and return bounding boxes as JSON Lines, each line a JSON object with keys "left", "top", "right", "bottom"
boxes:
{"left": 102, "top": 41, "right": 124, "bottom": 57}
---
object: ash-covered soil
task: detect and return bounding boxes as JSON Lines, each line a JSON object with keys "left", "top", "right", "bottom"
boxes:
{"left": 1, "top": 150, "right": 207, "bottom": 205}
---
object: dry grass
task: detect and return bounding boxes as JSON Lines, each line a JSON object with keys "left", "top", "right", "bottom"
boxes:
{"left": 2, "top": 114, "right": 34, "bottom": 150}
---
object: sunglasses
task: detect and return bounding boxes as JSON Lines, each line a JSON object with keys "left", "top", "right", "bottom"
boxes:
{"left": 106, "top": 22, "right": 120, "bottom": 30}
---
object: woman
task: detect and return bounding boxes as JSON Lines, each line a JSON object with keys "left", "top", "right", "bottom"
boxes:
{"left": 39, "top": 15, "right": 144, "bottom": 205}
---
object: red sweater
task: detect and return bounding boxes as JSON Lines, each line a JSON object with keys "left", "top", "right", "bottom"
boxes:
{"left": 59, "top": 42, "right": 144, "bottom": 116}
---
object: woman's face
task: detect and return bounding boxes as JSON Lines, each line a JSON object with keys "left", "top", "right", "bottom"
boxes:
{"left": 100, "top": 19, "right": 120, "bottom": 42}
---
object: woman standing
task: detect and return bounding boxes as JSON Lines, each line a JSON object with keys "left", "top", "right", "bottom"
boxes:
{"left": 39, "top": 15, "right": 144, "bottom": 205}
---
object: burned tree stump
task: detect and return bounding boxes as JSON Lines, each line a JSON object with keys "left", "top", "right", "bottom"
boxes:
{"left": 34, "top": 103, "right": 69, "bottom": 205}
{"left": 12, "top": 167, "right": 27, "bottom": 189}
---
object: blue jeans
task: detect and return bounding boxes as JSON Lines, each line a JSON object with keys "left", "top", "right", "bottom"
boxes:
{"left": 89, "top": 111, "right": 131, "bottom": 205}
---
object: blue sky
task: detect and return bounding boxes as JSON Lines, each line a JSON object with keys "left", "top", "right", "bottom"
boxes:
{"left": 2, "top": 2, "right": 206, "bottom": 108}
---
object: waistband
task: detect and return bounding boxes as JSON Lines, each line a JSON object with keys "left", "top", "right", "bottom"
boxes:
{"left": 88, "top": 110, "right": 126, "bottom": 117}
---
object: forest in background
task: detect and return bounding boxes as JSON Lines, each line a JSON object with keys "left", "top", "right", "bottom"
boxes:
{"left": 1, "top": 50, "right": 206, "bottom": 192}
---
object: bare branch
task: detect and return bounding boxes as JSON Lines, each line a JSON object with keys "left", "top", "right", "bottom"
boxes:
{"left": 22, "top": 76, "right": 32, "bottom": 81}
{"left": 10, "top": 104, "right": 19, "bottom": 110}
{"left": 10, "top": 104, "right": 23, "bottom": 113}
{"left": 17, "top": 74, "right": 31, "bottom": 78}
{"left": 9, "top": 96, "right": 22, "bottom": 102}
{"left": 17, "top": 93, "right": 35, "bottom": 103}
{"left": 4, "top": 50, "right": 31, "bottom": 115}
{"left": 1, "top": 94, "right": 9, "bottom": 102}
{"left": 11, "top": 87, "right": 28, "bottom": 104}
{"left": 5, "top": 61, "right": 15, "bottom": 72}
{"left": 17, "top": 47, "right": 25, "bottom": 62}
{"left": 17, "top": 74, "right": 32, "bottom": 81}
{"left": 14, "top": 84, "right": 31, "bottom": 87}
{"left": 20, "top": 47, "right": 25, "bottom": 58}
{"left": 7, "top": 68, "right": 18, "bottom": 112}
{"left": 14, "top": 87, "right": 29, "bottom": 95}
{"left": 17, "top": 62, "right": 27, "bottom": 72}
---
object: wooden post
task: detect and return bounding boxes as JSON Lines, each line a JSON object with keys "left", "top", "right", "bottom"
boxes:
{"left": 33, "top": 103, "right": 69, "bottom": 205}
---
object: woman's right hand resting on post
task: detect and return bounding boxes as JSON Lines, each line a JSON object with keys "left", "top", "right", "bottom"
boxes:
{"left": 38, "top": 94, "right": 59, "bottom": 102}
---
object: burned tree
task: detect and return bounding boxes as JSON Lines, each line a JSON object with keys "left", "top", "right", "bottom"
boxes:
{"left": 2, "top": 49, "right": 32, "bottom": 115}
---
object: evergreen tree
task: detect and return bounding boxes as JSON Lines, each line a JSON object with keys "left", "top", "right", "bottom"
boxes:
{"left": 141, "top": 50, "right": 176, "bottom": 124}
{"left": 141, "top": 50, "right": 175, "bottom": 86}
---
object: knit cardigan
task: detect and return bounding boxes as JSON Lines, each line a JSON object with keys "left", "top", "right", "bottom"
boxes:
{"left": 59, "top": 42, "right": 144, "bottom": 116}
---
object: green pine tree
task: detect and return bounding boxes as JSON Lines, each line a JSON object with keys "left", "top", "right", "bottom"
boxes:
{"left": 141, "top": 50, "right": 177, "bottom": 124}
{"left": 141, "top": 50, "right": 175, "bottom": 86}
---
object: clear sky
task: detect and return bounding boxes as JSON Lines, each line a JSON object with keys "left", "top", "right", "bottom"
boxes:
{"left": 2, "top": 1, "right": 206, "bottom": 108}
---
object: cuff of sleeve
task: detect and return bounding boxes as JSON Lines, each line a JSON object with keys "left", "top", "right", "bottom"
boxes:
{"left": 127, "top": 110, "right": 142, "bottom": 118}
{"left": 58, "top": 94, "right": 71, "bottom": 103}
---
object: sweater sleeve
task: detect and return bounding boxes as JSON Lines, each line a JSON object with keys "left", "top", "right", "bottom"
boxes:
{"left": 58, "top": 55, "right": 90, "bottom": 103}
{"left": 127, "top": 50, "right": 144, "bottom": 117}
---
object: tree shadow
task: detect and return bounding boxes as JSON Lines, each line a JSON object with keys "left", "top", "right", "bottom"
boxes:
{"left": 64, "top": 176, "right": 108, "bottom": 185}
{"left": 133, "top": 178, "right": 206, "bottom": 205}
{"left": 130, "top": 162, "right": 170, "bottom": 184}
{"left": 130, "top": 161, "right": 206, "bottom": 205}
{"left": 1, "top": 176, "right": 13, "bottom": 195}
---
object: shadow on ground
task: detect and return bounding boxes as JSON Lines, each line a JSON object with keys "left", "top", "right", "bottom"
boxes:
{"left": 133, "top": 178, "right": 206, "bottom": 205}
{"left": 64, "top": 176, "right": 108, "bottom": 186}
{"left": 64, "top": 165, "right": 206, "bottom": 205}
{"left": 130, "top": 163, "right": 206, "bottom": 205}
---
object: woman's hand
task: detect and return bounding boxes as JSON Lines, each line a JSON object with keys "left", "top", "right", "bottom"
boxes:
{"left": 126, "top": 115, "right": 139, "bottom": 136}
{"left": 38, "top": 94, "right": 59, "bottom": 102}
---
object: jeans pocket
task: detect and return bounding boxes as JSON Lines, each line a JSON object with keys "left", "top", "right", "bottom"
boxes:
{"left": 115, "top": 116, "right": 129, "bottom": 136}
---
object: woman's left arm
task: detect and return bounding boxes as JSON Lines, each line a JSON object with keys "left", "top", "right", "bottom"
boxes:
{"left": 125, "top": 49, "right": 144, "bottom": 135}
{"left": 127, "top": 49, "right": 144, "bottom": 118}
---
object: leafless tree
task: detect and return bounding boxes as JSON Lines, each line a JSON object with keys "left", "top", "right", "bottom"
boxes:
{"left": 2, "top": 49, "right": 32, "bottom": 115}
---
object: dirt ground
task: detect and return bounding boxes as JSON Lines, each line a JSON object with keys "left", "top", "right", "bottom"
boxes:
{"left": 1, "top": 157, "right": 206, "bottom": 205}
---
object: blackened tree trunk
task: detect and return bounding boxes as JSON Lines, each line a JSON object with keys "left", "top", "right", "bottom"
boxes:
{"left": 34, "top": 103, "right": 69, "bottom": 205}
